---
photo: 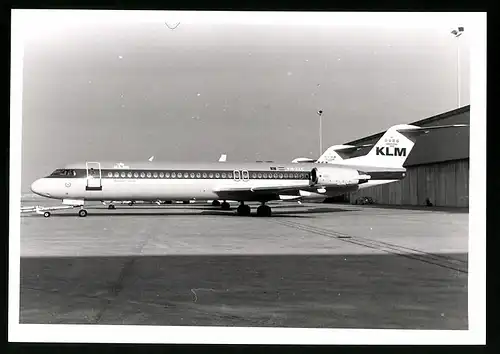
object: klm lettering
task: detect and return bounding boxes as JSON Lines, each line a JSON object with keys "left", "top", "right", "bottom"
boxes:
{"left": 376, "top": 147, "right": 407, "bottom": 156}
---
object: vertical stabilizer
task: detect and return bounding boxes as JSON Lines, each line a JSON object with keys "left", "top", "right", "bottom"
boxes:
{"left": 346, "top": 124, "right": 418, "bottom": 168}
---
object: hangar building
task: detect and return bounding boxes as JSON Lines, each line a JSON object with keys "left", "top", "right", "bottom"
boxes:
{"left": 344, "top": 105, "right": 470, "bottom": 208}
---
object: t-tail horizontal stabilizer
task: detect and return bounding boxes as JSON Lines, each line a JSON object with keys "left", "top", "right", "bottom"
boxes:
{"left": 396, "top": 124, "right": 469, "bottom": 137}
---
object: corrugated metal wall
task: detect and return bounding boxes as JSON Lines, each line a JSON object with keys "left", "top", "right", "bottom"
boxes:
{"left": 349, "top": 159, "right": 469, "bottom": 207}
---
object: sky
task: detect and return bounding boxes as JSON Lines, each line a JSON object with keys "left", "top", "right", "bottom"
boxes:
{"left": 18, "top": 11, "right": 471, "bottom": 192}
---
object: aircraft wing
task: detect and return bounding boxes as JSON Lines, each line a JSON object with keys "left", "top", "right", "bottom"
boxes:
{"left": 213, "top": 184, "right": 357, "bottom": 201}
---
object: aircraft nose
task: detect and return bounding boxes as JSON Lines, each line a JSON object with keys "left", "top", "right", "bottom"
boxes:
{"left": 30, "top": 179, "right": 44, "bottom": 196}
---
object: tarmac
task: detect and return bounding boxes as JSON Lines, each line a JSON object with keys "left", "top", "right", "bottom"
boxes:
{"left": 18, "top": 200, "right": 469, "bottom": 329}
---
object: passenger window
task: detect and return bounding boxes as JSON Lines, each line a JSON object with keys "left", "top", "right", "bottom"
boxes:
{"left": 209, "top": 173, "right": 214, "bottom": 178}
{"left": 221, "top": 172, "right": 226, "bottom": 178}
{"left": 215, "top": 173, "right": 220, "bottom": 178}
{"left": 263, "top": 173, "right": 267, "bottom": 178}
{"left": 153, "top": 172, "right": 158, "bottom": 178}
{"left": 202, "top": 173, "right": 207, "bottom": 178}
{"left": 279, "top": 173, "right": 283, "bottom": 179}
{"left": 273, "top": 173, "right": 278, "bottom": 178}
{"left": 147, "top": 172, "right": 152, "bottom": 178}
{"left": 140, "top": 172, "right": 145, "bottom": 178}
{"left": 165, "top": 172, "right": 170, "bottom": 178}
{"left": 108, "top": 172, "right": 113, "bottom": 177}
{"left": 190, "top": 172, "right": 195, "bottom": 178}
{"left": 127, "top": 172, "right": 132, "bottom": 178}
{"left": 228, "top": 173, "right": 233, "bottom": 178}
{"left": 258, "top": 173, "right": 262, "bottom": 178}
{"left": 121, "top": 172, "right": 126, "bottom": 178}
{"left": 196, "top": 172, "right": 201, "bottom": 178}
{"left": 284, "top": 173, "right": 288, "bottom": 179}
{"left": 160, "top": 172, "right": 164, "bottom": 178}
{"left": 177, "top": 172, "right": 182, "bottom": 178}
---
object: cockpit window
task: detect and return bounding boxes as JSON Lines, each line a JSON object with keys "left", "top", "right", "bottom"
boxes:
{"left": 50, "top": 169, "right": 65, "bottom": 176}
{"left": 49, "top": 169, "right": 76, "bottom": 177}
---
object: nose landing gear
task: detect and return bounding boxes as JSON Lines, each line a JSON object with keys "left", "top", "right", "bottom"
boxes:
{"left": 78, "top": 209, "right": 88, "bottom": 217}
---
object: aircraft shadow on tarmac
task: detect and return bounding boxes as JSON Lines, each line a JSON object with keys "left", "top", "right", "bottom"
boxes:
{"left": 39, "top": 206, "right": 355, "bottom": 218}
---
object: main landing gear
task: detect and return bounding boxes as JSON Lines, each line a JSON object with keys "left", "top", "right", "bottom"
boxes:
{"left": 212, "top": 200, "right": 221, "bottom": 207}
{"left": 235, "top": 202, "right": 272, "bottom": 217}
{"left": 221, "top": 201, "right": 231, "bottom": 210}
{"left": 108, "top": 204, "right": 116, "bottom": 210}
{"left": 256, "top": 203, "right": 272, "bottom": 217}
{"left": 78, "top": 208, "right": 88, "bottom": 217}
{"left": 237, "top": 202, "right": 251, "bottom": 216}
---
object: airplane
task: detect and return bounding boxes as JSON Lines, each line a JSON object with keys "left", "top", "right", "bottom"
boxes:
{"left": 28, "top": 123, "right": 467, "bottom": 217}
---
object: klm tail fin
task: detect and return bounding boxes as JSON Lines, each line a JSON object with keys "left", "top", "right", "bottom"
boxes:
{"left": 346, "top": 124, "right": 468, "bottom": 168}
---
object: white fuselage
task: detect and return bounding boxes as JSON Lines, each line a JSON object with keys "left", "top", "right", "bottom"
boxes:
{"left": 32, "top": 177, "right": 312, "bottom": 201}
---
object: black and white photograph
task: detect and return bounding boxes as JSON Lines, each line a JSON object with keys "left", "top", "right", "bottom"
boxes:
{"left": 9, "top": 10, "right": 486, "bottom": 345}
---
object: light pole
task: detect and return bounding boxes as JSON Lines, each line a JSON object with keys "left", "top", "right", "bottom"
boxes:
{"left": 451, "top": 26, "right": 464, "bottom": 108}
{"left": 317, "top": 110, "right": 323, "bottom": 155}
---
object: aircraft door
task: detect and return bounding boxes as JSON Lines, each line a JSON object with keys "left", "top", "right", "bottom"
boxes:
{"left": 86, "top": 161, "right": 102, "bottom": 191}
{"left": 241, "top": 170, "right": 249, "bottom": 182}
{"left": 233, "top": 170, "right": 241, "bottom": 182}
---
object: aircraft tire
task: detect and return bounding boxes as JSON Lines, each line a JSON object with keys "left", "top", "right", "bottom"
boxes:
{"left": 212, "top": 200, "right": 221, "bottom": 206}
{"left": 108, "top": 204, "right": 115, "bottom": 210}
{"left": 79, "top": 209, "right": 88, "bottom": 217}
{"left": 43, "top": 211, "right": 51, "bottom": 218}
{"left": 221, "top": 202, "right": 231, "bottom": 210}
{"left": 256, "top": 205, "right": 272, "bottom": 217}
{"left": 237, "top": 204, "right": 251, "bottom": 216}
